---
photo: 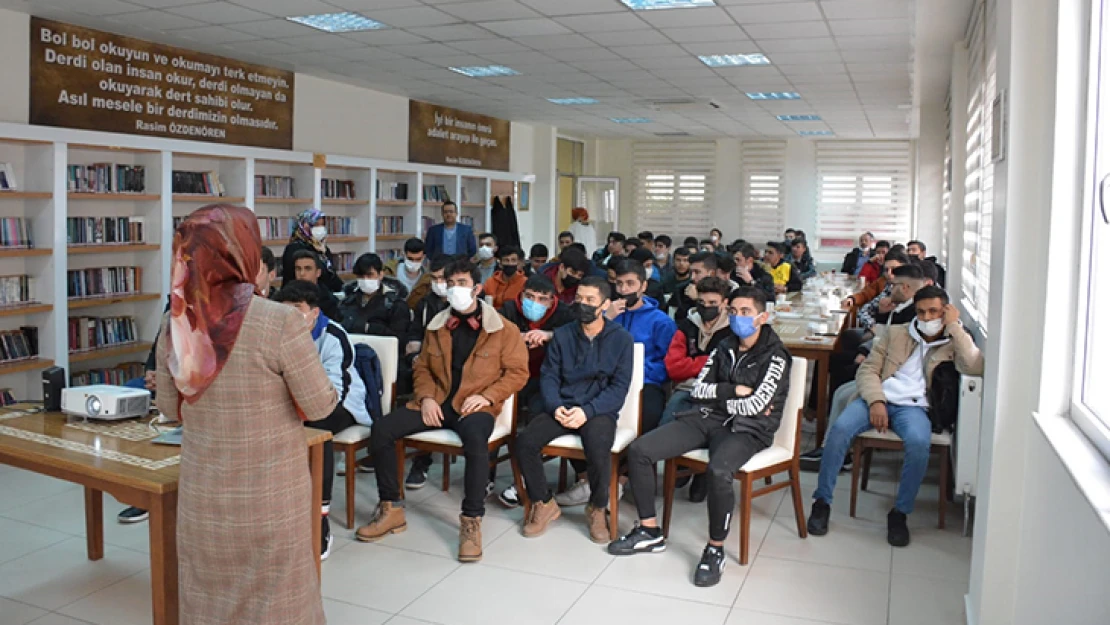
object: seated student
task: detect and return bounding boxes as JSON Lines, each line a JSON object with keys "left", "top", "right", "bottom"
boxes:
{"left": 673, "top": 251, "right": 720, "bottom": 320}
{"left": 840, "top": 232, "right": 875, "bottom": 276}
{"left": 853, "top": 252, "right": 910, "bottom": 332}
{"left": 662, "top": 277, "right": 733, "bottom": 427}
{"left": 610, "top": 286, "right": 792, "bottom": 587}
{"left": 557, "top": 231, "right": 574, "bottom": 254}
{"left": 513, "top": 277, "right": 634, "bottom": 541}
{"left": 858, "top": 240, "right": 891, "bottom": 284}
{"left": 653, "top": 235, "right": 673, "bottom": 283}
{"left": 789, "top": 238, "right": 817, "bottom": 280}
{"left": 357, "top": 259, "right": 528, "bottom": 562}
{"left": 291, "top": 250, "right": 343, "bottom": 322}
{"left": 763, "top": 242, "right": 803, "bottom": 293}
{"left": 808, "top": 286, "right": 983, "bottom": 547}
{"left": 483, "top": 244, "right": 526, "bottom": 309}
{"left": 526, "top": 243, "right": 549, "bottom": 277}
{"left": 274, "top": 280, "right": 372, "bottom": 559}
{"left": 699, "top": 239, "right": 716, "bottom": 253}
{"left": 712, "top": 252, "right": 741, "bottom": 291}
{"left": 733, "top": 243, "right": 775, "bottom": 302}
{"left": 627, "top": 247, "right": 665, "bottom": 300}
{"left": 906, "top": 240, "right": 946, "bottom": 288}
{"left": 784, "top": 228, "right": 797, "bottom": 244}
{"left": 592, "top": 232, "right": 627, "bottom": 269}
{"left": 339, "top": 253, "right": 410, "bottom": 341}
{"left": 388, "top": 238, "right": 428, "bottom": 308}
{"left": 661, "top": 246, "right": 692, "bottom": 302}
{"left": 637, "top": 230, "right": 655, "bottom": 248}
{"left": 623, "top": 238, "right": 642, "bottom": 256}
{"left": 541, "top": 246, "right": 591, "bottom": 305}
{"left": 476, "top": 232, "right": 499, "bottom": 284}
{"left": 259, "top": 247, "right": 278, "bottom": 298}
{"left": 683, "top": 236, "right": 699, "bottom": 250}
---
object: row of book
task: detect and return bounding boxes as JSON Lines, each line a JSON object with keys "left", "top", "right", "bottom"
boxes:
{"left": 68, "top": 315, "right": 138, "bottom": 353}
{"left": 376, "top": 216, "right": 405, "bottom": 235}
{"left": 0, "top": 275, "right": 35, "bottom": 306}
{"left": 172, "top": 170, "right": 225, "bottom": 196}
{"left": 376, "top": 181, "right": 409, "bottom": 201}
{"left": 67, "top": 267, "right": 143, "bottom": 300}
{"left": 0, "top": 163, "right": 17, "bottom": 191}
{"left": 334, "top": 252, "right": 353, "bottom": 273}
{"left": 379, "top": 249, "right": 404, "bottom": 262}
{"left": 255, "top": 175, "right": 296, "bottom": 199}
{"left": 71, "top": 361, "right": 145, "bottom": 387}
{"left": 257, "top": 217, "right": 294, "bottom": 241}
{"left": 67, "top": 217, "right": 146, "bottom": 246}
{"left": 323, "top": 216, "right": 353, "bottom": 235}
{"left": 321, "top": 178, "right": 355, "bottom": 199}
{"left": 0, "top": 327, "right": 39, "bottom": 363}
{"left": 68, "top": 163, "right": 146, "bottom": 194}
{"left": 0, "top": 217, "right": 33, "bottom": 249}
{"left": 422, "top": 184, "right": 452, "bottom": 203}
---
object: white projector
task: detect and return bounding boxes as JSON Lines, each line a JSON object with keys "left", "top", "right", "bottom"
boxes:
{"left": 61, "top": 385, "right": 152, "bottom": 421}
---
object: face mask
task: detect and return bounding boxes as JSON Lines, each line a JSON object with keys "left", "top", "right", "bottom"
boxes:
{"left": 478, "top": 246, "right": 495, "bottom": 260}
{"left": 622, "top": 293, "right": 640, "bottom": 309}
{"left": 562, "top": 274, "right": 581, "bottom": 288}
{"left": 710, "top": 235, "right": 719, "bottom": 243}
{"left": 655, "top": 252, "right": 668, "bottom": 262}
{"left": 431, "top": 281, "right": 448, "bottom": 298}
{"left": 917, "top": 317, "right": 945, "bottom": 336}
{"left": 501, "top": 264, "right": 519, "bottom": 277}
{"left": 522, "top": 298, "right": 548, "bottom": 322}
{"left": 729, "top": 314, "right": 759, "bottom": 339}
{"left": 447, "top": 286, "right": 475, "bottom": 312}
{"left": 404, "top": 259, "right": 423, "bottom": 273}
{"left": 311, "top": 226, "right": 328, "bottom": 241}
{"left": 696, "top": 304, "right": 721, "bottom": 323}
{"left": 357, "top": 278, "right": 380, "bottom": 295}
{"left": 571, "top": 302, "right": 600, "bottom": 325}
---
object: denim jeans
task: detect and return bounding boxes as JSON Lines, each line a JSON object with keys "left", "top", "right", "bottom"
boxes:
{"left": 813, "top": 398, "right": 932, "bottom": 514}
{"left": 659, "top": 389, "right": 696, "bottom": 426}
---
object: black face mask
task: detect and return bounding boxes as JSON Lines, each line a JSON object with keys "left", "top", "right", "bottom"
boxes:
{"left": 623, "top": 293, "right": 640, "bottom": 308}
{"left": 696, "top": 303, "right": 721, "bottom": 322}
{"left": 571, "top": 302, "right": 600, "bottom": 325}
{"left": 562, "top": 274, "right": 581, "bottom": 288}
{"left": 501, "top": 264, "right": 518, "bottom": 277}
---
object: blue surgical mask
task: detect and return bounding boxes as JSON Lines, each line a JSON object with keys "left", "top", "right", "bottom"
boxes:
{"left": 522, "top": 298, "right": 548, "bottom": 322}
{"left": 729, "top": 314, "right": 758, "bottom": 339}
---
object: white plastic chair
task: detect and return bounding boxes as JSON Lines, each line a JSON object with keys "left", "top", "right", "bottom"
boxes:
{"left": 662, "top": 356, "right": 809, "bottom": 564}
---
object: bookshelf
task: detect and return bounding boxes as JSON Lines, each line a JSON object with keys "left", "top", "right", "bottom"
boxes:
{"left": 461, "top": 176, "right": 489, "bottom": 233}
{"left": 373, "top": 168, "right": 418, "bottom": 257}
{"left": 319, "top": 165, "right": 371, "bottom": 276}
{"left": 253, "top": 159, "right": 315, "bottom": 257}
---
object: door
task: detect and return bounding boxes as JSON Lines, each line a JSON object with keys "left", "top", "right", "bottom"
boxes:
{"left": 576, "top": 177, "right": 620, "bottom": 242}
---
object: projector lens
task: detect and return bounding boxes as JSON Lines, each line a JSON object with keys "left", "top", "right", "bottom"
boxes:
{"left": 86, "top": 396, "right": 102, "bottom": 416}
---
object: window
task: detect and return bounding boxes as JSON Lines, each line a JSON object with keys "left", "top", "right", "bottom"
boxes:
{"left": 741, "top": 140, "right": 787, "bottom": 244}
{"left": 632, "top": 142, "right": 714, "bottom": 238}
{"left": 815, "top": 140, "right": 913, "bottom": 251}
{"left": 942, "top": 93, "right": 953, "bottom": 267}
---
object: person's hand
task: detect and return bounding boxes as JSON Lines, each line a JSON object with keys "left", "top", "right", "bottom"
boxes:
{"left": 554, "top": 406, "right": 570, "bottom": 426}
{"left": 405, "top": 341, "right": 421, "bottom": 356}
{"left": 878, "top": 297, "right": 895, "bottom": 314}
{"left": 684, "top": 282, "right": 697, "bottom": 300}
{"left": 735, "top": 264, "right": 752, "bottom": 283}
{"left": 143, "top": 370, "right": 157, "bottom": 391}
{"left": 735, "top": 385, "right": 753, "bottom": 396}
{"left": 563, "top": 407, "right": 587, "bottom": 429}
{"left": 774, "top": 284, "right": 787, "bottom": 294}
{"left": 869, "top": 402, "right": 889, "bottom": 433}
{"left": 842, "top": 297, "right": 856, "bottom": 309}
{"left": 854, "top": 354, "right": 867, "bottom": 365}
{"left": 523, "top": 329, "right": 552, "bottom": 348}
{"left": 606, "top": 299, "right": 626, "bottom": 319}
{"left": 420, "top": 398, "right": 443, "bottom": 427}
{"left": 942, "top": 303, "right": 960, "bottom": 327}
{"left": 460, "top": 394, "right": 491, "bottom": 415}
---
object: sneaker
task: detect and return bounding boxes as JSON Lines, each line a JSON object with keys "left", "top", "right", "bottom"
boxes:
{"left": 607, "top": 525, "right": 666, "bottom": 555}
{"left": 841, "top": 454, "right": 853, "bottom": 472}
{"left": 355, "top": 501, "right": 407, "bottom": 542}
{"left": 485, "top": 481, "right": 496, "bottom": 499}
{"left": 807, "top": 499, "right": 831, "bottom": 536}
{"left": 498, "top": 485, "right": 521, "bottom": 508}
{"left": 585, "top": 504, "right": 609, "bottom": 544}
{"left": 117, "top": 506, "right": 148, "bottom": 524}
{"left": 675, "top": 475, "right": 692, "bottom": 490}
{"left": 688, "top": 474, "right": 708, "bottom": 503}
{"left": 522, "top": 497, "right": 561, "bottom": 538}
{"left": 356, "top": 456, "right": 376, "bottom": 474}
{"left": 799, "top": 447, "right": 823, "bottom": 472}
{"left": 693, "top": 545, "right": 726, "bottom": 587}
{"left": 887, "top": 509, "right": 910, "bottom": 547}
{"left": 554, "top": 479, "right": 591, "bottom": 506}
{"left": 321, "top": 532, "right": 334, "bottom": 561}
{"left": 405, "top": 464, "right": 428, "bottom": 489}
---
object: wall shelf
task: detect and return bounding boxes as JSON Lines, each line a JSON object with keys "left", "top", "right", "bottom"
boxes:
{"left": 0, "top": 358, "right": 55, "bottom": 376}
{"left": 173, "top": 194, "right": 246, "bottom": 204}
{"left": 255, "top": 197, "right": 313, "bottom": 205}
{"left": 67, "top": 244, "right": 160, "bottom": 254}
{"left": 68, "top": 293, "right": 161, "bottom": 310}
{"left": 69, "top": 342, "right": 153, "bottom": 364}
{"left": 377, "top": 200, "right": 415, "bottom": 207}
{"left": 0, "top": 303, "right": 52, "bottom": 318}
{"left": 327, "top": 235, "right": 369, "bottom": 243}
{"left": 461, "top": 203, "right": 485, "bottom": 208}
{"left": 67, "top": 193, "right": 161, "bottom": 201}
{"left": 375, "top": 234, "right": 409, "bottom": 241}
{"left": 322, "top": 198, "right": 365, "bottom": 206}
{"left": 0, "top": 248, "right": 51, "bottom": 258}
{"left": 0, "top": 191, "right": 52, "bottom": 200}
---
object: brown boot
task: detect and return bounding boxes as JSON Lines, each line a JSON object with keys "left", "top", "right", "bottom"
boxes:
{"left": 522, "top": 497, "right": 561, "bottom": 538}
{"left": 458, "top": 515, "right": 483, "bottom": 562}
{"left": 355, "top": 501, "right": 406, "bottom": 542}
{"left": 585, "top": 504, "right": 609, "bottom": 544}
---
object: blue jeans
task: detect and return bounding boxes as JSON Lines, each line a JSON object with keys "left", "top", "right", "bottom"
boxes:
{"left": 813, "top": 398, "right": 932, "bottom": 514}
{"left": 660, "top": 389, "right": 696, "bottom": 426}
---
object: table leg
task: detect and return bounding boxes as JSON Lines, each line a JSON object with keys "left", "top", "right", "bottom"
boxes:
{"left": 83, "top": 487, "right": 103, "bottom": 561}
{"left": 814, "top": 353, "right": 830, "bottom": 447}
{"left": 309, "top": 441, "right": 323, "bottom": 582}
{"left": 148, "top": 491, "right": 179, "bottom": 625}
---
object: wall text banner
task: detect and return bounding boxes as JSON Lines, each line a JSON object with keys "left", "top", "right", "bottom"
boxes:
{"left": 409, "top": 100, "right": 510, "bottom": 172}
{"left": 29, "top": 17, "right": 294, "bottom": 150}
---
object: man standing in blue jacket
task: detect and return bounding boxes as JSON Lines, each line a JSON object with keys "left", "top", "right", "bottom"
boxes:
{"left": 513, "top": 276, "right": 634, "bottom": 542}
{"left": 423, "top": 201, "right": 477, "bottom": 261}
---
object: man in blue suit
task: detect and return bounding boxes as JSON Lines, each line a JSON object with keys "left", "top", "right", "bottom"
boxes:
{"left": 424, "top": 201, "right": 477, "bottom": 261}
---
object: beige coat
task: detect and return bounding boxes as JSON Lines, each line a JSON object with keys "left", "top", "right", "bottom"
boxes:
{"left": 855, "top": 321, "right": 984, "bottom": 406}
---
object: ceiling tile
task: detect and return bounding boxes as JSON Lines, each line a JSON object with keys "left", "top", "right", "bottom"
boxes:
{"left": 117, "top": 10, "right": 207, "bottom": 31}
{"left": 661, "top": 25, "right": 749, "bottom": 43}
{"left": 174, "top": 24, "right": 260, "bottom": 44}
{"left": 329, "top": 46, "right": 406, "bottom": 61}
{"left": 545, "top": 47, "right": 621, "bottom": 63}
{"left": 767, "top": 51, "right": 841, "bottom": 65}
{"left": 476, "top": 18, "right": 571, "bottom": 37}
{"left": 585, "top": 29, "right": 670, "bottom": 47}
{"left": 518, "top": 0, "right": 618, "bottom": 16}
{"left": 632, "top": 56, "right": 706, "bottom": 71}
{"left": 725, "top": 2, "right": 823, "bottom": 23}
{"left": 839, "top": 49, "right": 908, "bottom": 63}
{"left": 165, "top": 2, "right": 271, "bottom": 24}
{"left": 820, "top": 0, "right": 911, "bottom": 19}
{"left": 637, "top": 6, "right": 731, "bottom": 28}
{"left": 555, "top": 12, "right": 649, "bottom": 33}
{"left": 482, "top": 50, "right": 561, "bottom": 66}
{"left": 125, "top": 0, "right": 213, "bottom": 6}
{"left": 328, "top": 0, "right": 424, "bottom": 8}
{"left": 523, "top": 33, "right": 596, "bottom": 50}
{"left": 834, "top": 35, "right": 912, "bottom": 50}
{"left": 407, "top": 23, "right": 495, "bottom": 41}
{"left": 227, "top": 39, "right": 301, "bottom": 56}
{"left": 829, "top": 19, "right": 910, "bottom": 37}
{"left": 757, "top": 37, "right": 838, "bottom": 53}
{"left": 743, "top": 20, "right": 831, "bottom": 39}
{"left": 610, "top": 44, "right": 690, "bottom": 60}
{"left": 380, "top": 42, "right": 459, "bottom": 57}
{"left": 361, "top": 5, "right": 461, "bottom": 27}
{"left": 341, "top": 29, "right": 428, "bottom": 44}
{"left": 680, "top": 42, "right": 758, "bottom": 56}
{"left": 230, "top": 18, "right": 316, "bottom": 38}
{"left": 436, "top": 0, "right": 542, "bottom": 21}
{"left": 450, "top": 38, "right": 530, "bottom": 54}
{"left": 228, "top": 0, "right": 335, "bottom": 17}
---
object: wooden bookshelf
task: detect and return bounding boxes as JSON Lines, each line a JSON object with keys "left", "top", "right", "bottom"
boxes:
{"left": 327, "top": 235, "right": 369, "bottom": 244}
{"left": 461, "top": 203, "right": 485, "bottom": 208}
{"left": 0, "top": 358, "right": 55, "bottom": 376}
{"left": 322, "top": 198, "right": 365, "bottom": 206}
{"left": 68, "top": 243, "right": 160, "bottom": 254}
{"left": 0, "top": 191, "right": 52, "bottom": 200}
{"left": 423, "top": 201, "right": 444, "bottom": 207}
{"left": 375, "top": 234, "right": 408, "bottom": 241}
{"left": 377, "top": 200, "right": 415, "bottom": 207}
{"left": 67, "top": 193, "right": 161, "bottom": 201}
{"left": 0, "top": 303, "right": 52, "bottom": 318}
{"left": 173, "top": 194, "right": 246, "bottom": 204}
{"left": 69, "top": 342, "right": 153, "bottom": 364}
{"left": 68, "top": 293, "right": 160, "bottom": 310}
{"left": 0, "top": 248, "right": 51, "bottom": 258}
{"left": 255, "top": 197, "right": 313, "bottom": 205}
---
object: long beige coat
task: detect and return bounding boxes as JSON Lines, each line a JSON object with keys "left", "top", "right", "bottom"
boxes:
{"left": 156, "top": 297, "right": 338, "bottom": 625}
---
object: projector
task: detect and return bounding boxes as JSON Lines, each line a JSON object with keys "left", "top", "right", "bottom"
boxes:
{"left": 61, "top": 385, "right": 151, "bottom": 421}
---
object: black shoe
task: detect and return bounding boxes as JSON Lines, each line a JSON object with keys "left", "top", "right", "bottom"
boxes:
{"left": 799, "top": 447, "right": 823, "bottom": 472}
{"left": 405, "top": 462, "right": 429, "bottom": 489}
{"left": 887, "top": 509, "right": 910, "bottom": 547}
{"left": 688, "top": 474, "right": 708, "bottom": 503}
{"left": 607, "top": 525, "right": 666, "bottom": 556}
{"left": 807, "top": 500, "right": 830, "bottom": 536}
{"left": 693, "top": 545, "right": 726, "bottom": 587}
{"left": 117, "top": 506, "right": 148, "bottom": 524}
{"left": 675, "top": 475, "right": 691, "bottom": 490}
{"left": 356, "top": 456, "right": 376, "bottom": 474}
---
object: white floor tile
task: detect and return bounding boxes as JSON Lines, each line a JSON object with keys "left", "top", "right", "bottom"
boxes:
{"left": 26, "top": 615, "right": 94, "bottom": 625}
{"left": 322, "top": 598, "right": 392, "bottom": 625}
{"left": 725, "top": 609, "right": 842, "bottom": 625}
{"left": 891, "top": 528, "right": 972, "bottom": 582}
{"left": 480, "top": 513, "right": 615, "bottom": 583}
{"left": 400, "top": 564, "right": 587, "bottom": 625}
{"left": 560, "top": 585, "right": 729, "bottom": 625}
{"left": 349, "top": 502, "right": 515, "bottom": 560}
{"left": 0, "top": 517, "right": 72, "bottom": 565}
{"left": 0, "top": 470, "right": 79, "bottom": 514}
{"left": 57, "top": 570, "right": 152, "bottom": 625}
{"left": 384, "top": 617, "right": 439, "bottom": 625}
{"left": 888, "top": 573, "right": 968, "bottom": 625}
{"left": 321, "top": 543, "right": 458, "bottom": 613}
{"left": 1, "top": 489, "right": 153, "bottom": 554}
{"left": 595, "top": 542, "right": 749, "bottom": 607}
{"left": 0, "top": 537, "right": 147, "bottom": 611}
{"left": 734, "top": 556, "right": 890, "bottom": 625}
{"left": 759, "top": 515, "right": 892, "bottom": 573}
{"left": 0, "top": 597, "right": 48, "bottom": 625}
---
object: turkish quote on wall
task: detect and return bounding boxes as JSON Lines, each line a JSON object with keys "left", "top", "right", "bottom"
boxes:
{"left": 29, "top": 17, "right": 294, "bottom": 150}
{"left": 409, "top": 100, "right": 510, "bottom": 171}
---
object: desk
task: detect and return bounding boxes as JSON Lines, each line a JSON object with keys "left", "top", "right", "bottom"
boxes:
{"left": 0, "top": 407, "right": 330, "bottom": 625}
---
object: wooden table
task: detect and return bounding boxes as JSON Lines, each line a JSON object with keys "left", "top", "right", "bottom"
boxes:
{"left": 0, "top": 407, "right": 330, "bottom": 625}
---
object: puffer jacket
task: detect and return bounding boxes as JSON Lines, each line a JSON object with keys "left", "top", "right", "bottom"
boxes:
{"left": 854, "top": 320, "right": 984, "bottom": 407}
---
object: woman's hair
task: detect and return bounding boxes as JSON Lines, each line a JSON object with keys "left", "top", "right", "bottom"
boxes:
{"left": 571, "top": 207, "right": 589, "bottom": 222}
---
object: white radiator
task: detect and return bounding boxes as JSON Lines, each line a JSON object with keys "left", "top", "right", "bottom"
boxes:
{"left": 953, "top": 374, "right": 984, "bottom": 534}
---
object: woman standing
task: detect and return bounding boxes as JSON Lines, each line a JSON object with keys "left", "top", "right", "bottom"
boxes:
{"left": 157, "top": 204, "right": 338, "bottom": 625}
{"left": 283, "top": 208, "right": 344, "bottom": 291}
{"left": 568, "top": 207, "right": 598, "bottom": 256}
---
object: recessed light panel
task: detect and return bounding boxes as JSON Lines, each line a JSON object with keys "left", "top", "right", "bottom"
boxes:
{"left": 699, "top": 54, "right": 770, "bottom": 67}
{"left": 777, "top": 114, "right": 822, "bottom": 121}
{"left": 611, "top": 117, "right": 653, "bottom": 124}
{"left": 799, "top": 130, "right": 834, "bottom": 136}
{"left": 620, "top": 0, "right": 717, "bottom": 10}
{"left": 449, "top": 66, "right": 520, "bottom": 78}
{"left": 286, "top": 12, "right": 388, "bottom": 33}
{"left": 547, "top": 98, "right": 599, "bottom": 105}
{"left": 746, "top": 92, "right": 801, "bottom": 100}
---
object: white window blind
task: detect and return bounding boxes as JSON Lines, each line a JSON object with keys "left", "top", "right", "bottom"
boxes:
{"left": 741, "top": 140, "right": 787, "bottom": 244}
{"left": 632, "top": 142, "right": 714, "bottom": 239}
{"left": 942, "top": 93, "right": 953, "bottom": 267}
{"left": 962, "top": 0, "right": 997, "bottom": 331}
{"left": 815, "top": 140, "right": 914, "bottom": 251}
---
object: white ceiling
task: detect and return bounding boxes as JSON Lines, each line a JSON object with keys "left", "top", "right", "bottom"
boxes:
{"left": 0, "top": 0, "right": 932, "bottom": 139}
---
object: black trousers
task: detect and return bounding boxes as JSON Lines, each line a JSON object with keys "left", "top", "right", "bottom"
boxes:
{"left": 307, "top": 404, "right": 355, "bottom": 505}
{"left": 370, "top": 403, "right": 495, "bottom": 517}
{"left": 568, "top": 383, "right": 666, "bottom": 479}
{"left": 627, "top": 414, "right": 766, "bottom": 542}
{"left": 514, "top": 413, "right": 617, "bottom": 509}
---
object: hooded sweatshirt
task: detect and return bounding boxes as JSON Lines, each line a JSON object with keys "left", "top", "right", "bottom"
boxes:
{"left": 612, "top": 295, "right": 677, "bottom": 388}
{"left": 880, "top": 320, "right": 950, "bottom": 408}
{"left": 541, "top": 319, "right": 635, "bottom": 419}
{"left": 665, "top": 308, "right": 732, "bottom": 391}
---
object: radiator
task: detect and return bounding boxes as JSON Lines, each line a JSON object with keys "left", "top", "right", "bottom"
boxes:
{"left": 953, "top": 374, "right": 984, "bottom": 535}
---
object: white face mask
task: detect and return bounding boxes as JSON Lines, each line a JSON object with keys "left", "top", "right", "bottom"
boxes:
{"left": 447, "top": 286, "right": 475, "bottom": 312}
{"left": 431, "top": 281, "right": 448, "bottom": 298}
{"left": 358, "top": 278, "right": 380, "bottom": 295}
{"left": 404, "top": 259, "right": 423, "bottom": 273}
{"left": 655, "top": 252, "right": 668, "bottom": 261}
{"left": 311, "top": 226, "right": 328, "bottom": 241}
{"left": 477, "top": 246, "right": 495, "bottom": 261}
{"left": 917, "top": 317, "right": 944, "bottom": 336}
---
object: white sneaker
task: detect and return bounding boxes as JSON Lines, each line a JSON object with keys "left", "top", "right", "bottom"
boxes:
{"left": 498, "top": 485, "right": 521, "bottom": 508}
{"left": 554, "top": 480, "right": 591, "bottom": 506}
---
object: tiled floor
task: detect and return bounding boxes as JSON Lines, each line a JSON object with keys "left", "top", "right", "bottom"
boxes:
{"left": 0, "top": 436, "right": 972, "bottom": 625}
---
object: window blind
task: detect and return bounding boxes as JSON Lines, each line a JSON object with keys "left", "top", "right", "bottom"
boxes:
{"left": 632, "top": 142, "right": 715, "bottom": 239}
{"left": 942, "top": 93, "right": 952, "bottom": 267}
{"left": 815, "top": 140, "right": 914, "bottom": 251}
{"left": 741, "top": 140, "right": 787, "bottom": 245}
{"left": 962, "top": 0, "right": 996, "bottom": 330}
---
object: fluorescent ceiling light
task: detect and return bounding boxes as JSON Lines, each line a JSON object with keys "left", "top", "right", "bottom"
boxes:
{"left": 799, "top": 130, "right": 834, "bottom": 136}
{"left": 449, "top": 65, "right": 520, "bottom": 78}
{"left": 699, "top": 53, "right": 769, "bottom": 68}
{"left": 620, "top": 0, "right": 717, "bottom": 9}
{"left": 286, "top": 12, "right": 388, "bottom": 33}
{"left": 777, "top": 114, "right": 821, "bottom": 121}
{"left": 547, "top": 97, "right": 599, "bottom": 105}
{"left": 611, "top": 117, "right": 653, "bottom": 124}
{"left": 746, "top": 92, "right": 801, "bottom": 100}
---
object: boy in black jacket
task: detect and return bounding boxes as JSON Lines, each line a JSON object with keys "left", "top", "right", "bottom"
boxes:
{"left": 339, "top": 253, "right": 410, "bottom": 341}
{"left": 609, "top": 286, "right": 792, "bottom": 588}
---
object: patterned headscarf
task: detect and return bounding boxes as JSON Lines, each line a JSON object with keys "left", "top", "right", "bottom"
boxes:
{"left": 167, "top": 204, "right": 262, "bottom": 410}
{"left": 292, "top": 207, "right": 326, "bottom": 252}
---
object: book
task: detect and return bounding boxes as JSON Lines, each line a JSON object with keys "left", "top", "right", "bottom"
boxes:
{"left": 376, "top": 180, "right": 409, "bottom": 201}
{"left": 321, "top": 178, "right": 355, "bottom": 199}
{"left": 71, "top": 361, "right": 144, "bottom": 386}
{"left": 172, "top": 170, "right": 225, "bottom": 196}
{"left": 254, "top": 175, "right": 296, "bottom": 199}
{"left": 67, "top": 163, "right": 145, "bottom": 194}
{"left": 66, "top": 217, "right": 144, "bottom": 245}
{"left": 0, "top": 275, "right": 35, "bottom": 306}
{"left": 67, "top": 266, "right": 142, "bottom": 299}
{"left": 0, "top": 218, "right": 33, "bottom": 248}
{"left": 67, "top": 315, "right": 137, "bottom": 353}
{"left": 0, "top": 162, "right": 16, "bottom": 191}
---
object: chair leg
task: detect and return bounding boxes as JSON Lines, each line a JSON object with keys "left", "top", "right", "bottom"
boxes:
{"left": 861, "top": 447, "right": 873, "bottom": 491}
{"left": 849, "top": 440, "right": 862, "bottom": 518}
{"left": 764, "top": 476, "right": 773, "bottom": 486}
{"left": 345, "top": 447, "right": 357, "bottom": 529}
{"left": 789, "top": 463, "right": 808, "bottom": 539}
{"left": 609, "top": 454, "right": 620, "bottom": 541}
{"left": 395, "top": 440, "right": 406, "bottom": 500}
{"left": 739, "top": 474, "right": 753, "bottom": 566}
{"left": 937, "top": 446, "right": 949, "bottom": 530}
{"left": 509, "top": 441, "right": 530, "bottom": 520}
{"left": 662, "top": 459, "right": 677, "bottom": 538}
{"left": 558, "top": 458, "right": 568, "bottom": 493}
